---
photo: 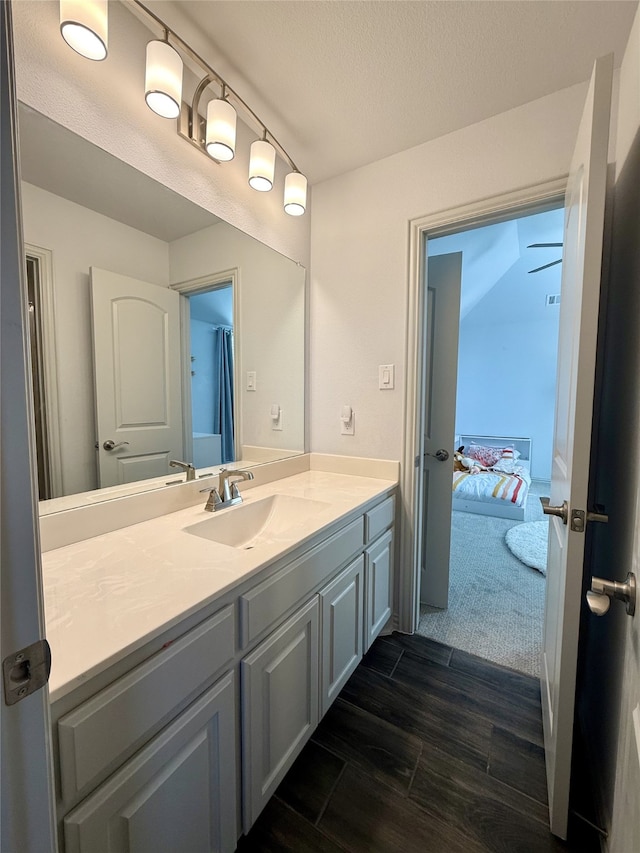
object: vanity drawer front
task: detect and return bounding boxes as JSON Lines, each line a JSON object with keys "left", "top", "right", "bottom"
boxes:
{"left": 365, "top": 495, "right": 395, "bottom": 543}
{"left": 240, "top": 516, "right": 364, "bottom": 648}
{"left": 58, "top": 604, "right": 235, "bottom": 802}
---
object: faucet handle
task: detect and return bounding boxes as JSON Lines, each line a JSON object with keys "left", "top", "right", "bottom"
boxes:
{"left": 199, "top": 486, "right": 222, "bottom": 511}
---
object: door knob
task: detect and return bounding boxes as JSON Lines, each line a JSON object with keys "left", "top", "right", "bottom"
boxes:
{"left": 426, "top": 449, "right": 450, "bottom": 462}
{"left": 540, "top": 497, "right": 568, "bottom": 524}
{"left": 587, "top": 572, "right": 636, "bottom": 617}
{"left": 102, "top": 440, "right": 130, "bottom": 451}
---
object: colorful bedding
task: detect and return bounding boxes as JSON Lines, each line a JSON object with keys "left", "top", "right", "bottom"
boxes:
{"left": 452, "top": 464, "right": 531, "bottom": 508}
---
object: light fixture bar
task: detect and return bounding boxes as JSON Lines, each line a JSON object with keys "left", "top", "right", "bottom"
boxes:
{"left": 131, "top": 0, "right": 300, "bottom": 174}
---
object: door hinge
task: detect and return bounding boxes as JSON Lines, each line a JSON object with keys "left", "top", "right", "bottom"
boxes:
{"left": 3, "top": 639, "right": 51, "bottom": 706}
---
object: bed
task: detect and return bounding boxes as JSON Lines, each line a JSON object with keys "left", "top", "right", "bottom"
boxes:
{"left": 452, "top": 434, "right": 532, "bottom": 521}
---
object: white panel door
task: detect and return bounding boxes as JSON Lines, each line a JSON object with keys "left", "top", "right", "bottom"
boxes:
{"left": 1, "top": 4, "right": 57, "bottom": 850}
{"left": 91, "top": 267, "right": 183, "bottom": 487}
{"left": 542, "top": 54, "right": 612, "bottom": 839}
{"left": 420, "top": 252, "right": 463, "bottom": 608}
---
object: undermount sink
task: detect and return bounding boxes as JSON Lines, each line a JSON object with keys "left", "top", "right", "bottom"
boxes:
{"left": 184, "top": 494, "right": 331, "bottom": 549}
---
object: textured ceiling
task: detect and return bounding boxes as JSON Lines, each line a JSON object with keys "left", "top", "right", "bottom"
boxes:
{"left": 169, "top": 0, "right": 638, "bottom": 184}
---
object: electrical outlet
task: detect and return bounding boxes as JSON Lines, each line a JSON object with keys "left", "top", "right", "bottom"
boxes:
{"left": 340, "top": 406, "right": 355, "bottom": 435}
{"left": 246, "top": 371, "right": 256, "bottom": 391}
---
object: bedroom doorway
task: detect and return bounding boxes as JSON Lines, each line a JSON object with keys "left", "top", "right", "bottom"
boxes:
{"left": 417, "top": 203, "right": 565, "bottom": 677}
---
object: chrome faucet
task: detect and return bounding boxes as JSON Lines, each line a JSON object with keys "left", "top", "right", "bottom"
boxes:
{"left": 201, "top": 468, "right": 254, "bottom": 512}
{"left": 169, "top": 459, "right": 196, "bottom": 481}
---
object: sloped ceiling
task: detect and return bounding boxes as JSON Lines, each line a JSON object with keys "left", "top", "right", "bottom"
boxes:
{"left": 429, "top": 207, "right": 565, "bottom": 320}
{"left": 18, "top": 105, "right": 221, "bottom": 242}
{"left": 158, "top": 0, "right": 638, "bottom": 184}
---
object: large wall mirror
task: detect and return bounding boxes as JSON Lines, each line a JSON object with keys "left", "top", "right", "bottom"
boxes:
{"left": 18, "top": 105, "right": 306, "bottom": 514}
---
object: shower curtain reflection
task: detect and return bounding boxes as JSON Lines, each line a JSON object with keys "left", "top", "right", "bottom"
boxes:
{"left": 213, "top": 326, "right": 235, "bottom": 463}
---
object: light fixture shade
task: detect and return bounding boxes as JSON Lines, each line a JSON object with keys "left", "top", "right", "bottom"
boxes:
{"left": 248, "top": 139, "right": 276, "bottom": 192}
{"left": 284, "top": 171, "right": 307, "bottom": 216}
{"left": 60, "top": 0, "right": 108, "bottom": 60}
{"left": 145, "top": 40, "right": 183, "bottom": 119}
{"left": 206, "top": 99, "right": 237, "bottom": 161}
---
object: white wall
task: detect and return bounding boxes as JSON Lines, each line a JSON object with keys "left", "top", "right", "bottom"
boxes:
{"left": 581, "top": 6, "right": 640, "bottom": 851}
{"left": 309, "top": 81, "right": 589, "bottom": 460}
{"left": 21, "top": 182, "right": 168, "bottom": 496}
{"left": 11, "top": 0, "right": 310, "bottom": 269}
{"left": 170, "top": 222, "right": 305, "bottom": 455}
{"left": 449, "top": 248, "right": 561, "bottom": 481}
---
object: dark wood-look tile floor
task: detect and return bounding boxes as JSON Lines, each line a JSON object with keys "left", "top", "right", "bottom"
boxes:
{"left": 236, "top": 633, "right": 600, "bottom": 853}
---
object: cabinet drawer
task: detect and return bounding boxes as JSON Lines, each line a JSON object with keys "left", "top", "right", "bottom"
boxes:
{"left": 365, "top": 495, "right": 395, "bottom": 543}
{"left": 239, "top": 516, "right": 364, "bottom": 648}
{"left": 58, "top": 605, "right": 235, "bottom": 802}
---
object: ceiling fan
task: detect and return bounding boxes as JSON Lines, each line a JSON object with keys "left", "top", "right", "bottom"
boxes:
{"left": 527, "top": 242, "right": 563, "bottom": 274}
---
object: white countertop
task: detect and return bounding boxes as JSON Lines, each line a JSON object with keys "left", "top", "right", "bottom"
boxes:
{"left": 42, "top": 471, "right": 396, "bottom": 703}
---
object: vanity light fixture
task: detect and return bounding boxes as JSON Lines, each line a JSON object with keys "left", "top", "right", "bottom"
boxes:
{"left": 206, "top": 87, "right": 237, "bottom": 162}
{"left": 284, "top": 171, "right": 308, "bottom": 216}
{"left": 58, "top": 0, "right": 308, "bottom": 216}
{"left": 248, "top": 135, "right": 276, "bottom": 192}
{"left": 59, "top": 0, "right": 108, "bottom": 61}
{"left": 145, "top": 35, "right": 183, "bottom": 120}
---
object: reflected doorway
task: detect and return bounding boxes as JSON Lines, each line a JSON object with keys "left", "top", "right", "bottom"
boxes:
{"left": 173, "top": 269, "right": 240, "bottom": 472}
{"left": 187, "top": 284, "right": 235, "bottom": 467}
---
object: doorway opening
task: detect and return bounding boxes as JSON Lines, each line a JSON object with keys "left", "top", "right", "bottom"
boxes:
{"left": 24, "top": 244, "right": 62, "bottom": 500}
{"left": 417, "top": 203, "right": 565, "bottom": 676}
{"left": 172, "top": 269, "right": 240, "bottom": 472}
{"left": 187, "top": 284, "right": 235, "bottom": 467}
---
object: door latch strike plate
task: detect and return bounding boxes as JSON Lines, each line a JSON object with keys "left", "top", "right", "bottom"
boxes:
{"left": 3, "top": 639, "right": 51, "bottom": 706}
{"left": 571, "top": 509, "right": 585, "bottom": 533}
{"left": 571, "top": 507, "right": 609, "bottom": 533}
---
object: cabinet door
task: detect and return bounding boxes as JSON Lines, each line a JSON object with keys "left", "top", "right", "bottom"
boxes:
{"left": 241, "top": 597, "right": 319, "bottom": 830}
{"left": 64, "top": 673, "right": 237, "bottom": 853}
{"left": 320, "top": 555, "right": 364, "bottom": 716}
{"left": 365, "top": 529, "right": 394, "bottom": 651}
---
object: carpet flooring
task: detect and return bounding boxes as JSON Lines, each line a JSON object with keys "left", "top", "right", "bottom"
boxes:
{"left": 417, "top": 480, "right": 550, "bottom": 677}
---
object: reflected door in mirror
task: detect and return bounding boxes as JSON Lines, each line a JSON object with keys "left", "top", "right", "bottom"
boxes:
{"left": 91, "top": 268, "right": 183, "bottom": 486}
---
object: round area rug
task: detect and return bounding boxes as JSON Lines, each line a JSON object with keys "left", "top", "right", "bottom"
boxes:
{"left": 505, "top": 520, "right": 549, "bottom": 574}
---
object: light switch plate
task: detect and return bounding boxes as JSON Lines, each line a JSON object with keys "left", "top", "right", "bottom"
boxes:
{"left": 379, "top": 364, "right": 395, "bottom": 390}
{"left": 246, "top": 371, "right": 256, "bottom": 391}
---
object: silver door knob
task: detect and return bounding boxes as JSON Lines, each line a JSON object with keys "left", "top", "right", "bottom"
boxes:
{"left": 587, "top": 572, "right": 636, "bottom": 617}
{"left": 426, "top": 449, "right": 450, "bottom": 462}
{"left": 103, "top": 440, "right": 130, "bottom": 451}
{"left": 540, "top": 497, "right": 568, "bottom": 524}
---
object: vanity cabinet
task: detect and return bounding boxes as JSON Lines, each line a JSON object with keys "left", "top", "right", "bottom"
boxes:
{"left": 52, "top": 486, "right": 396, "bottom": 852}
{"left": 240, "top": 497, "right": 393, "bottom": 831}
{"left": 64, "top": 672, "right": 236, "bottom": 853}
